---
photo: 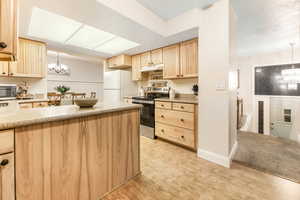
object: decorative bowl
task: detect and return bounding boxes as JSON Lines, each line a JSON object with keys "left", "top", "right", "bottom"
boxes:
{"left": 74, "top": 98, "right": 98, "bottom": 108}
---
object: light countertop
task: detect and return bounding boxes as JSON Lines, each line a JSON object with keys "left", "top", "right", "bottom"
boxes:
{"left": 0, "top": 102, "right": 142, "bottom": 131}
{"left": 155, "top": 97, "right": 198, "bottom": 104}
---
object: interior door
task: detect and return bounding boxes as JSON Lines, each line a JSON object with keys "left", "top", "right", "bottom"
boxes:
{"left": 0, "top": 153, "right": 15, "bottom": 200}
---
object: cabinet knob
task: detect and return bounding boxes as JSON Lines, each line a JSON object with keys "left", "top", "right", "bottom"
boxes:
{"left": 9, "top": 73, "right": 14, "bottom": 76}
{"left": 181, "top": 135, "right": 185, "bottom": 139}
{"left": 161, "top": 104, "right": 164, "bottom": 107}
{"left": 0, "top": 42, "right": 7, "bottom": 49}
{"left": 161, "top": 129, "right": 164, "bottom": 133}
{"left": 1, "top": 159, "right": 9, "bottom": 166}
{"left": 181, "top": 106, "right": 184, "bottom": 109}
{"left": 2, "top": 72, "right": 6, "bottom": 75}
{"left": 161, "top": 115, "right": 164, "bottom": 118}
{"left": 180, "top": 119, "right": 184, "bottom": 122}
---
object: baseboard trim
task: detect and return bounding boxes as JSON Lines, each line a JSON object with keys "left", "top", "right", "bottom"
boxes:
{"left": 197, "top": 149, "right": 231, "bottom": 168}
{"left": 197, "top": 141, "right": 238, "bottom": 168}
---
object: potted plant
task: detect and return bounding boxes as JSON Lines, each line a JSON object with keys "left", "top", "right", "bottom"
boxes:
{"left": 55, "top": 85, "right": 70, "bottom": 95}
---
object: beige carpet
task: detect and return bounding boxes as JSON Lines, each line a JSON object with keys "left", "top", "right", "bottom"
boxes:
{"left": 234, "top": 131, "right": 300, "bottom": 183}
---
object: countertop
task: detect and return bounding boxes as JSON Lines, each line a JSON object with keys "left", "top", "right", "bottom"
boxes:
{"left": 0, "top": 102, "right": 142, "bottom": 131}
{"left": 155, "top": 97, "right": 198, "bottom": 104}
{"left": 17, "top": 98, "right": 49, "bottom": 103}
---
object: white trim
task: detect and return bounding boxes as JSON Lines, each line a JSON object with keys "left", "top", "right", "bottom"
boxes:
{"left": 197, "top": 149, "right": 231, "bottom": 168}
{"left": 229, "top": 141, "right": 238, "bottom": 162}
{"left": 197, "top": 141, "right": 238, "bottom": 169}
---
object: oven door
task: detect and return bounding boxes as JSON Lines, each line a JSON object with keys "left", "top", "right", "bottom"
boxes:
{"left": 132, "top": 101, "right": 155, "bottom": 128}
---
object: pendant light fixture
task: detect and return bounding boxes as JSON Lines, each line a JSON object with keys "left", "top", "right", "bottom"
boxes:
{"left": 48, "top": 52, "right": 70, "bottom": 75}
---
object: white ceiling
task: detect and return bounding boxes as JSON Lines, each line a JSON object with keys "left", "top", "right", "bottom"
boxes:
{"left": 136, "top": 0, "right": 217, "bottom": 20}
{"left": 232, "top": 0, "right": 300, "bottom": 56}
{"left": 19, "top": 0, "right": 300, "bottom": 58}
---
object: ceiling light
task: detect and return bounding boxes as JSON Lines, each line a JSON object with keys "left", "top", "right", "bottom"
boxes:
{"left": 28, "top": 7, "right": 82, "bottom": 43}
{"left": 94, "top": 37, "right": 140, "bottom": 54}
{"left": 65, "top": 25, "right": 115, "bottom": 49}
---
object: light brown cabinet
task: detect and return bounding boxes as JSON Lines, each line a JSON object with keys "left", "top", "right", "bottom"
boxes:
{"left": 15, "top": 110, "right": 140, "bottom": 200}
{"left": 9, "top": 38, "right": 46, "bottom": 78}
{"left": 19, "top": 101, "right": 48, "bottom": 109}
{"left": 0, "top": 153, "right": 15, "bottom": 200}
{"left": 107, "top": 54, "right": 132, "bottom": 69}
{"left": 0, "top": 0, "right": 18, "bottom": 61}
{"left": 155, "top": 101, "right": 197, "bottom": 150}
{"left": 151, "top": 49, "right": 163, "bottom": 65}
{"left": 140, "top": 51, "right": 151, "bottom": 67}
{"left": 163, "top": 44, "right": 180, "bottom": 79}
{"left": 180, "top": 39, "right": 198, "bottom": 78}
{"left": 132, "top": 54, "right": 142, "bottom": 81}
{"left": 0, "top": 62, "right": 9, "bottom": 76}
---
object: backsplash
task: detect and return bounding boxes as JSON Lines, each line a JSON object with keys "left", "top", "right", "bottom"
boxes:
{"left": 138, "top": 78, "right": 198, "bottom": 94}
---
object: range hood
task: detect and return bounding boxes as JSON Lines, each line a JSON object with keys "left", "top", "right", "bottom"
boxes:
{"left": 140, "top": 64, "right": 164, "bottom": 72}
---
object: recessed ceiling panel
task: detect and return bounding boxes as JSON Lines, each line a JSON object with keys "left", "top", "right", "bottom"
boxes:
{"left": 28, "top": 7, "right": 82, "bottom": 43}
{"left": 95, "top": 37, "right": 140, "bottom": 55}
{"left": 65, "top": 25, "right": 116, "bottom": 49}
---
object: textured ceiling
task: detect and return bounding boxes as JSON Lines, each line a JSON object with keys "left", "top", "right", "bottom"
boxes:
{"left": 232, "top": 0, "right": 300, "bottom": 55}
{"left": 136, "top": 0, "right": 217, "bottom": 20}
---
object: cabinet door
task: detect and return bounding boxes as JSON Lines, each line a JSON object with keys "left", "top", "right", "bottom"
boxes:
{"left": 0, "top": 0, "right": 18, "bottom": 61}
{"left": 0, "top": 153, "right": 15, "bottom": 200}
{"left": 163, "top": 44, "right": 180, "bottom": 79}
{"left": 0, "top": 62, "right": 9, "bottom": 76}
{"left": 140, "top": 51, "right": 151, "bottom": 67}
{"left": 151, "top": 48, "right": 163, "bottom": 65}
{"left": 132, "top": 55, "right": 141, "bottom": 81}
{"left": 180, "top": 39, "right": 198, "bottom": 78}
{"left": 10, "top": 39, "right": 46, "bottom": 78}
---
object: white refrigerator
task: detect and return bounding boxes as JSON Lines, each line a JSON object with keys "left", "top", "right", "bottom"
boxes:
{"left": 103, "top": 69, "right": 138, "bottom": 103}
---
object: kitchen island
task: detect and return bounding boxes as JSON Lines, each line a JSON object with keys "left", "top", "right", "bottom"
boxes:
{"left": 0, "top": 103, "right": 142, "bottom": 200}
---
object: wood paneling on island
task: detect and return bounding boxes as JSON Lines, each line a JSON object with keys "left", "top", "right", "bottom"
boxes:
{"left": 15, "top": 110, "right": 140, "bottom": 200}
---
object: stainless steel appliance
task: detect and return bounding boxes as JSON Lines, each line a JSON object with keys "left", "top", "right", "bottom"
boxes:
{"left": 0, "top": 84, "right": 17, "bottom": 100}
{"left": 132, "top": 86, "right": 169, "bottom": 139}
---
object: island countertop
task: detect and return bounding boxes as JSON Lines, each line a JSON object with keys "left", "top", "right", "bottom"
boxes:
{"left": 0, "top": 102, "right": 142, "bottom": 130}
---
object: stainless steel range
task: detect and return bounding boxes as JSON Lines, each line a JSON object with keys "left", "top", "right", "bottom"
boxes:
{"left": 132, "top": 86, "right": 169, "bottom": 139}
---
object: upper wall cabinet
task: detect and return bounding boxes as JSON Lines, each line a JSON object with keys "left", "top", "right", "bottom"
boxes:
{"left": 132, "top": 54, "right": 142, "bottom": 81}
{"left": 107, "top": 54, "right": 132, "bottom": 69}
{"left": 163, "top": 44, "right": 180, "bottom": 79}
{"left": 180, "top": 39, "right": 198, "bottom": 78}
{"left": 151, "top": 49, "right": 163, "bottom": 65}
{"left": 0, "top": 62, "right": 9, "bottom": 76}
{"left": 0, "top": 0, "right": 18, "bottom": 61}
{"left": 9, "top": 38, "right": 46, "bottom": 78}
{"left": 140, "top": 52, "right": 151, "bottom": 67}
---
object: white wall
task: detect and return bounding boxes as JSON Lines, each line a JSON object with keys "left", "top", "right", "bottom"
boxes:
{"left": 47, "top": 55, "right": 104, "bottom": 99}
{"left": 198, "top": 0, "right": 236, "bottom": 168}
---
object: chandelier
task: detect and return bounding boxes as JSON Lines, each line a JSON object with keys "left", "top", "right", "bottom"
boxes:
{"left": 48, "top": 52, "right": 69, "bottom": 75}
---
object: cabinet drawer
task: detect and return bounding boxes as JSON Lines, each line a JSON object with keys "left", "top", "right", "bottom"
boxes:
{"left": 155, "top": 109, "right": 194, "bottom": 130}
{"left": 173, "top": 103, "right": 194, "bottom": 113}
{"left": 33, "top": 102, "right": 48, "bottom": 108}
{"left": 0, "top": 153, "right": 15, "bottom": 200}
{"left": 155, "top": 101, "right": 172, "bottom": 110}
{"left": 0, "top": 130, "right": 14, "bottom": 154}
{"left": 19, "top": 103, "right": 32, "bottom": 109}
{"left": 155, "top": 123, "right": 195, "bottom": 149}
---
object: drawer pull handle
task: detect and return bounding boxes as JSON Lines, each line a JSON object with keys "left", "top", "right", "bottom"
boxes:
{"left": 0, "top": 42, "right": 7, "bottom": 49}
{"left": 161, "top": 129, "right": 164, "bottom": 133}
{"left": 161, "top": 115, "right": 165, "bottom": 118}
{"left": 161, "top": 104, "right": 164, "bottom": 107}
{"left": 1, "top": 159, "right": 9, "bottom": 166}
{"left": 180, "top": 119, "right": 184, "bottom": 122}
{"left": 2, "top": 72, "right": 6, "bottom": 75}
{"left": 181, "top": 106, "right": 184, "bottom": 109}
{"left": 181, "top": 136, "right": 185, "bottom": 139}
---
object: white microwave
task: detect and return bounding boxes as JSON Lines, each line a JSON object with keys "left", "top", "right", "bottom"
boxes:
{"left": 0, "top": 84, "right": 17, "bottom": 100}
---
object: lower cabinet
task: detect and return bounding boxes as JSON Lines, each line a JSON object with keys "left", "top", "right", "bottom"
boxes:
{"left": 19, "top": 101, "right": 48, "bottom": 109}
{"left": 0, "top": 153, "right": 15, "bottom": 200}
{"left": 15, "top": 110, "right": 140, "bottom": 200}
{"left": 155, "top": 101, "right": 197, "bottom": 150}
{"left": 0, "top": 130, "right": 15, "bottom": 200}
